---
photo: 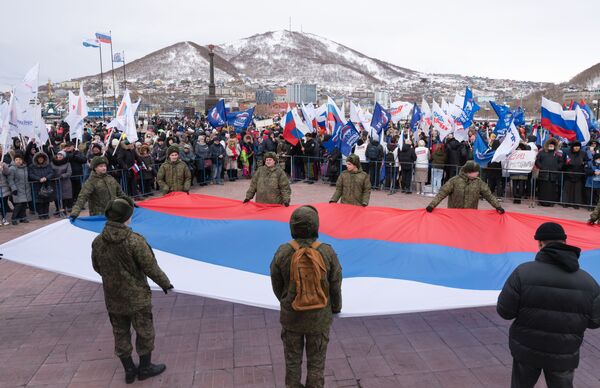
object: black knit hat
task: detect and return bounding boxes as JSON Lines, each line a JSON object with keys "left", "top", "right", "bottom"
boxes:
{"left": 105, "top": 197, "right": 135, "bottom": 223}
{"left": 534, "top": 222, "right": 567, "bottom": 241}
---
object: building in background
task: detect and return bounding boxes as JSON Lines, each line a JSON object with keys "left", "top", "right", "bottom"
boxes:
{"left": 286, "top": 84, "right": 317, "bottom": 104}
{"left": 256, "top": 89, "right": 274, "bottom": 105}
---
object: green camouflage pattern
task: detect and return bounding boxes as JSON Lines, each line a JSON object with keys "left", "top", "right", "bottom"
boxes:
{"left": 71, "top": 171, "right": 126, "bottom": 217}
{"left": 91, "top": 221, "right": 172, "bottom": 315}
{"left": 281, "top": 328, "right": 329, "bottom": 388}
{"left": 591, "top": 202, "right": 600, "bottom": 222}
{"left": 245, "top": 165, "right": 291, "bottom": 204}
{"left": 428, "top": 162, "right": 501, "bottom": 209}
{"left": 156, "top": 159, "right": 191, "bottom": 194}
{"left": 108, "top": 307, "right": 155, "bottom": 357}
{"left": 330, "top": 169, "right": 371, "bottom": 206}
{"left": 270, "top": 207, "right": 342, "bottom": 333}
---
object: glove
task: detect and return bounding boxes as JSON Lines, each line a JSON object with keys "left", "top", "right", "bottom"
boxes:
{"left": 243, "top": 198, "right": 250, "bottom": 203}
{"left": 361, "top": 204, "right": 367, "bottom": 207}
{"left": 69, "top": 214, "right": 78, "bottom": 222}
{"left": 284, "top": 202, "right": 289, "bottom": 207}
{"left": 496, "top": 207, "right": 505, "bottom": 215}
{"left": 162, "top": 285, "right": 174, "bottom": 294}
{"left": 12, "top": 190, "right": 18, "bottom": 196}
{"left": 589, "top": 219, "right": 596, "bottom": 225}
{"left": 184, "top": 190, "right": 190, "bottom": 195}
{"left": 426, "top": 206, "right": 434, "bottom": 213}
{"left": 133, "top": 203, "right": 139, "bottom": 208}
{"left": 329, "top": 201, "right": 336, "bottom": 204}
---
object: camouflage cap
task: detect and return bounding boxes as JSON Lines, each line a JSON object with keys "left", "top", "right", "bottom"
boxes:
{"left": 264, "top": 152, "right": 278, "bottom": 162}
{"left": 461, "top": 160, "right": 480, "bottom": 174}
{"left": 91, "top": 156, "right": 108, "bottom": 171}
{"left": 346, "top": 154, "right": 360, "bottom": 168}
{"left": 105, "top": 196, "right": 135, "bottom": 223}
{"left": 290, "top": 205, "right": 319, "bottom": 239}
{"left": 167, "top": 145, "right": 180, "bottom": 156}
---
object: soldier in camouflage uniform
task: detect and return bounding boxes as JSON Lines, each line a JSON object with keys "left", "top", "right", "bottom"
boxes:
{"left": 270, "top": 206, "right": 343, "bottom": 388}
{"left": 244, "top": 152, "right": 291, "bottom": 206}
{"left": 91, "top": 197, "right": 174, "bottom": 384}
{"left": 426, "top": 160, "right": 505, "bottom": 213}
{"left": 70, "top": 156, "right": 127, "bottom": 220}
{"left": 156, "top": 146, "right": 192, "bottom": 195}
{"left": 589, "top": 201, "right": 600, "bottom": 225}
{"left": 329, "top": 154, "right": 371, "bottom": 206}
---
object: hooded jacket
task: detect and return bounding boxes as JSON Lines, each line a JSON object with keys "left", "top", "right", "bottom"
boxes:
{"left": 270, "top": 206, "right": 343, "bottom": 333}
{"left": 8, "top": 162, "right": 32, "bottom": 203}
{"left": 92, "top": 221, "right": 172, "bottom": 314}
{"left": 535, "top": 138, "right": 563, "bottom": 181}
{"left": 28, "top": 152, "right": 55, "bottom": 202}
{"left": 428, "top": 161, "right": 501, "bottom": 209}
{"left": 497, "top": 242, "right": 600, "bottom": 370}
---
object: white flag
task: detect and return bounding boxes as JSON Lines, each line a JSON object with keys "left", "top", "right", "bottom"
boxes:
{"left": 0, "top": 94, "right": 15, "bottom": 159}
{"left": 13, "top": 64, "right": 39, "bottom": 107}
{"left": 492, "top": 122, "right": 520, "bottom": 163}
{"left": 420, "top": 99, "right": 432, "bottom": 130}
{"left": 301, "top": 103, "right": 316, "bottom": 132}
{"left": 108, "top": 89, "right": 140, "bottom": 142}
{"left": 447, "top": 103, "right": 469, "bottom": 142}
{"left": 32, "top": 104, "right": 49, "bottom": 145}
{"left": 389, "top": 101, "right": 412, "bottom": 123}
{"left": 441, "top": 98, "right": 449, "bottom": 115}
{"left": 431, "top": 101, "right": 453, "bottom": 141}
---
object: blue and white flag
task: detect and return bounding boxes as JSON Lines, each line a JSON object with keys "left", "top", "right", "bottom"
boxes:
{"left": 490, "top": 101, "right": 514, "bottom": 136}
{"left": 226, "top": 107, "right": 254, "bottom": 131}
{"left": 340, "top": 121, "right": 360, "bottom": 157}
{"left": 513, "top": 106, "right": 525, "bottom": 126}
{"left": 473, "top": 132, "right": 494, "bottom": 167}
{"left": 83, "top": 39, "right": 99, "bottom": 48}
{"left": 492, "top": 122, "right": 520, "bottom": 163}
{"left": 459, "top": 87, "right": 480, "bottom": 128}
{"left": 370, "top": 102, "right": 391, "bottom": 141}
{"left": 208, "top": 99, "right": 227, "bottom": 128}
{"left": 410, "top": 103, "right": 421, "bottom": 132}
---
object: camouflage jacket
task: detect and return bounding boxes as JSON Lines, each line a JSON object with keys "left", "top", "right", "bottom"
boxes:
{"left": 156, "top": 159, "right": 191, "bottom": 194}
{"left": 591, "top": 202, "right": 600, "bottom": 222}
{"left": 270, "top": 238, "right": 343, "bottom": 333}
{"left": 71, "top": 172, "right": 126, "bottom": 217}
{"left": 245, "top": 165, "right": 291, "bottom": 205}
{"left": 91, "top": 221, "right": 171, "bottom": 314}
{"left": 429, "top": 172, "right": 501, "bottom": 209}
{"left": 330, "top": 169, "right": 371, "bottom": 206}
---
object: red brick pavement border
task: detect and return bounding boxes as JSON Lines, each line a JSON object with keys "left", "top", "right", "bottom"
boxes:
{"left": 0, "top": 180, "right": 599, "bottom": 387}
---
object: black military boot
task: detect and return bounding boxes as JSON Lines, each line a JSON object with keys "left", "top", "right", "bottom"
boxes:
{"left": 119, "top": 356, "right": 137, "bottom": 384}
{"left": 137, "top": 353, "right": 166, "bottom": 381}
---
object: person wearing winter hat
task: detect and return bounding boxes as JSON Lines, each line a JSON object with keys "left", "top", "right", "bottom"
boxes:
{"left": 329, "top": 154, "right": 371, "bottom": 206}
{"left": 244, "top": 151, "right": 290, "bottom": 205}
{"left": 156, "top": 145, "right": 191, "bottom": 195}
{"left": 70, "top": 156, "right": 127, "bottom": 219}
{"left": 92, "top": 197, "right": 173, "bottom": 384}
{"left": 426, "top": 160, "right": 505, "bottom": 213}
{"left": 497, "top": 222, "right": 600, "bottom": 387}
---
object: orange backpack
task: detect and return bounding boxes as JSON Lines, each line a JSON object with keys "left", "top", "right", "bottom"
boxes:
{"left": 288, "top": 240, "right": 328, "bottom": 311}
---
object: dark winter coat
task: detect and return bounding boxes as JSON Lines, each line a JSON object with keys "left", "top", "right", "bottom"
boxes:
{"left": 366, "top": 140, "right": 384, "bottom": 162}
{"left": 563, "top": 147, "right": 586, "bottom": 181}
{"left": 397, "top": 144, "right": 417, "bottom": 170}
{"left": 430, "top": 144, "right": 447, "bottom": 169}
{"left": 535, "top": 139, "right": 563, "bottom": 182}
{"left": 66, "top": 150, "right": 87, "bottom": 178}
{"left": 92, "top": 221, "right": 172, "bottom": 314}
{"left": 70, "top": 172, "right": 126, "bottom": 217}
{"left": 270, "top": 206, "right": 342, "bottom": 333}
{"left": 497, "top": 242, "right": 600, "bottom": 371}
{"left": 446, "top": 138, "right": 466, "bottom": 167}
{"left": 28, "top": 152, "right": 55, "bottom": 203}
{"left": 51, "top": 158, "right": 73, "bottom": 200}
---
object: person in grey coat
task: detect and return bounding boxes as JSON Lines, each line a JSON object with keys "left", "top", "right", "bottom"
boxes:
{"left": 8, "top": 153, "right": 32, "bottom": 225}
{"left": 51, "top": 151, "right": 73, "bottom": 216}
{"left": 0, "top": 160, "right": 11, "bottom": 225}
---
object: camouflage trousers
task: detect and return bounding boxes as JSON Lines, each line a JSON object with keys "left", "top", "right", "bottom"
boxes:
{"left": 108, "top": 307, "right": 155, "bottom": 358}
{"left": 281, "top": 328, "right": 330, "bottom": 388}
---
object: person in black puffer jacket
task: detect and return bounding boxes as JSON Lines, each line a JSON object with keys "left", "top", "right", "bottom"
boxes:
{"left": 497, "top": 222, "right": 600, "bottom": 388}
{"left": 445, "top": 135, "right": 466, "bottom": 181}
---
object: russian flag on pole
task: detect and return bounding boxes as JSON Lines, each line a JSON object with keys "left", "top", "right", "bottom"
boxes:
{"left": 326, "top": 97, "right": 344, "bottom": 135}
{"left": 541, "top": 97, "right": 590, "bottom": 144}
{"left": 281, "top": 105, "right": 304, "bottom": 146}
{"left": 2, "top": 193, "right": 599, "bottom": 317}
{"left": 95, "top": 32, "right": 112, "bottom": 44}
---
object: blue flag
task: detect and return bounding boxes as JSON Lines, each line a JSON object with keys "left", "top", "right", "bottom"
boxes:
{"left": 340, "top": 121, "right": 360, "bottom": 157}
{"left": 473, "top": 132, "right": 494, "bottom": 167}
{"left": 512, "top": 106, "right": 525, "bottom": 126}
{"left": 208, "top": 99, "right": 227, "bottom": 128}
{"left": 579, "top": 101, "right": 598, "bottom": 130}
{"left": 410, "top": 103, "right": 421, "bottom": 132}
{"left": 370, "top": 102, "right": 391, "bottom": 139}
{"left": 490, "top": 101, "right": 513, "bottom": 136}
{"left": 459, "top": 87, "right": 481, "bottom": 128}
{"left": 226, "top": 107, "right": 254, "bottom": 132}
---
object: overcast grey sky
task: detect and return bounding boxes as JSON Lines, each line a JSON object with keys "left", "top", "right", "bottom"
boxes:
{"left": 1, "top": 0, "right": 599, "bottom": 91}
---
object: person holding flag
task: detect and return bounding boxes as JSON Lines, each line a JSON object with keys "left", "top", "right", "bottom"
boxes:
{"left": 244, "top": 152, "right": 291, "bottom": 206}
{"left": 329, "top": 154, "right": 371, "bottom": 206}
{"left": 426, "top": 161, "right": 505, "bottom": 212}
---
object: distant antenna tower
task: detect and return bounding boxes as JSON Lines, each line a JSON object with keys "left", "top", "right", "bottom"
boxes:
{"left": 289, "top": 16, "right": 291, "bottom": 32}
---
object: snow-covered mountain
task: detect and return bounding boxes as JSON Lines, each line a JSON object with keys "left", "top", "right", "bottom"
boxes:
{"left": 215, "top": 30, "right": 420, "bottom": 87}
{"left": 569, "top": 62, "right": 600, "bottom": 89}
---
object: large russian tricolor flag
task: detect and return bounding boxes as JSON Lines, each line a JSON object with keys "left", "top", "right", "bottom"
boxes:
{"left": 2, "top": 193, "right": 599, "bottom": 317}
{"left": 541, "top": 97, "right": 590, "bottom": 144}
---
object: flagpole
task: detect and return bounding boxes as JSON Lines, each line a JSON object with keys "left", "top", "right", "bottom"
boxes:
{"left": 99, "top": 43, "right": 106, "bottom": 121}
{"left": 122, "top": 51, "right": 127, "bottom": 89}
{"left": 109, "top": 30, "right": 117, "bottom": 117}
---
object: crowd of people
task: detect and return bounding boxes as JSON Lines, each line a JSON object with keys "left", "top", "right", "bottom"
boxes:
{"left": 2, "top": 113, "right": 600, "bottom": 227}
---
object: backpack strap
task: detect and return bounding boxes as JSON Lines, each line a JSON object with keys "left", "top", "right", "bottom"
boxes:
{"left": 310, "top": 241, "right": 322, "bottom": 249}
{"left": 288, "top": 240, "right": 300, "bottom": 251}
